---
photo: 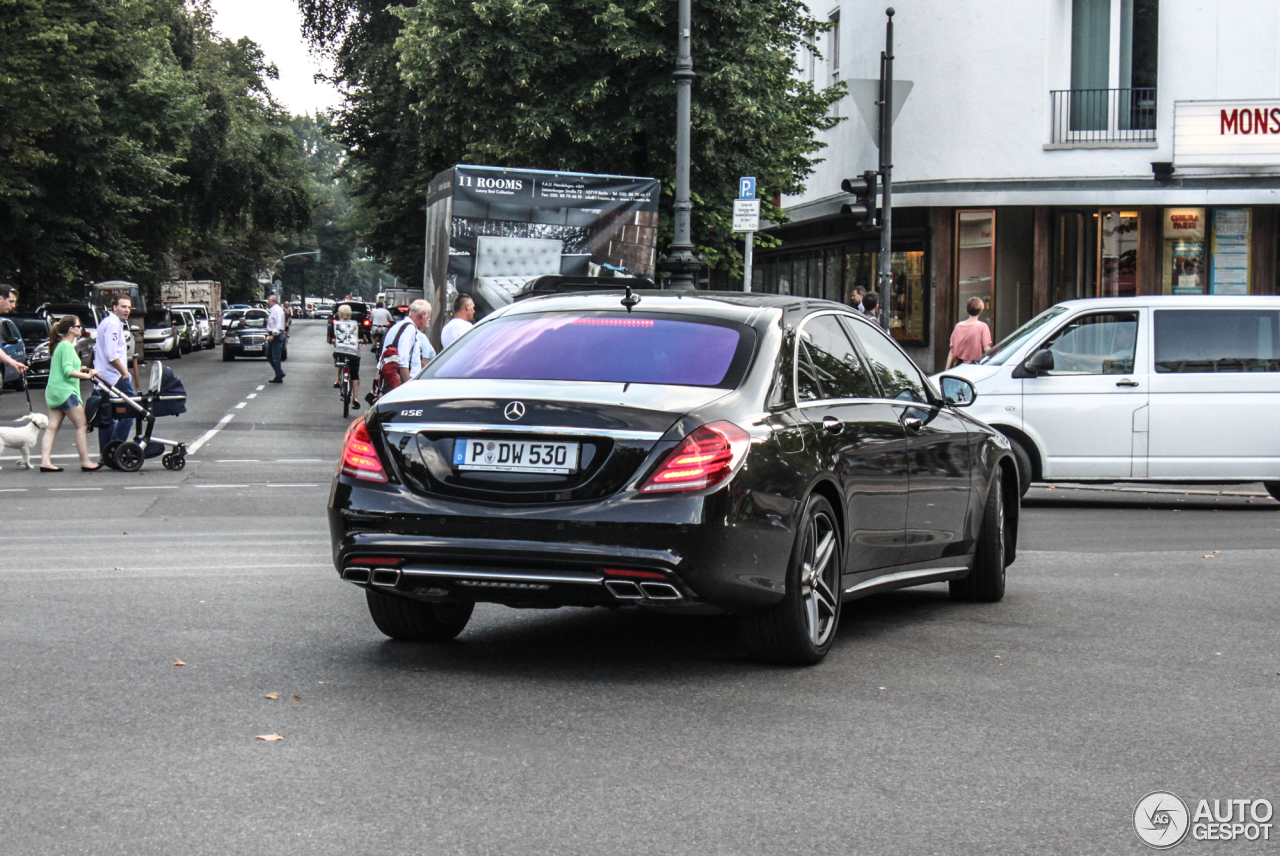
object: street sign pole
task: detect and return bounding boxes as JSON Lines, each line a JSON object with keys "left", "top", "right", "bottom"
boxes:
{"left": 738, "top": 176, "right": 757, "bottom": 292}
{"left": 877, "top": 8, "right": 894, "bottom": 331}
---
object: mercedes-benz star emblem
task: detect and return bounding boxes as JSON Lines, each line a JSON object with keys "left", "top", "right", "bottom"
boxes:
{"left": 504, "top": 401, "right": 526, "bottom": 421}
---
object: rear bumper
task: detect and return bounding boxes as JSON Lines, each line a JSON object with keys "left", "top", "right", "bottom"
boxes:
{"left": 328, "top": 475, "right": 798, "bottom": 612}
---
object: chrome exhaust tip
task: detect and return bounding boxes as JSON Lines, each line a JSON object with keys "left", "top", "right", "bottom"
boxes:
{"left": 639, "top": 582, "right": 682, "bottom": 601}
{"left": 342, "top": 567, "right": 371, "bottom": 584}
{"left": 371, "top": 568, "right": 401, "bottom": 587}
{"left": 605, "top": 580, "right": 644, "bottom": 599}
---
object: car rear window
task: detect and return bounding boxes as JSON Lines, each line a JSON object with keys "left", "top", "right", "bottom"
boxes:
{"left": 13, "top": 318, "right": 48, "bottom": 338}
{"left": 1155, "top": 309, "right": 1280, "bottom": 372}
{"left": 426, "top": 312, "right": 755, "bottom": 388}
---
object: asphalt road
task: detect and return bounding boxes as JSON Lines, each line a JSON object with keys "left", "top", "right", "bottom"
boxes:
{"left": 1, "top": 321, "right": 1277, "bottom": 855}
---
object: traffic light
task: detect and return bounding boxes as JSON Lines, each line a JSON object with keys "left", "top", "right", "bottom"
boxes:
{"left": 840, "top": 170, "right": 878, "bottom": 227}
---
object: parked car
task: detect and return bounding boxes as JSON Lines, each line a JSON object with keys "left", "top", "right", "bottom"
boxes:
{"left": 41, "top": 303, "right": 101, "bottom": 367}
{"left": 142, "top": 307, "right": 182, "bottom": 360}
{"left": 8, "top": 314, "right": 51, "bottom": 387}
{"left": 330, "top": 291, "right": 1019, "bottom": 665}
{"left": 171, "top": 303, "right": 214, "bottom": 348}
{"left": 934, "top": 295, "right": 1280, "bottom": 500}
{"left": 223, "top": 309, "right": 288, "bottom": 361}
{"left": 175, "top": 309, "right": 197, "bottom": 354}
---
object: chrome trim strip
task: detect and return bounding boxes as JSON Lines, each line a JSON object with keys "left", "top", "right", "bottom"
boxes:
{"left": 385, "top": 423, "right": 663, "bottom": 441}
{"left": 844, "top": 566, "right": 969, "bottom": 596}
{"left": 401, "top": 565, "right": 605, "bottom": 585}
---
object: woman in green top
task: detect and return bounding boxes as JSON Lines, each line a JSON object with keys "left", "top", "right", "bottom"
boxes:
{"left": 40, "top": 315, "right": 101, "bottom": 472}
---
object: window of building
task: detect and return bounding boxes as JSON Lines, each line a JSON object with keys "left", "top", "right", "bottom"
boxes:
{"left": 956, "top": 210, "right": 995, "bottom": 326}
{"left": 1160, "top": 208, "right": 1205, "bottom": 295}
{"left": 1154, "top": 310, "right": 1280, "bottom": 373}
{"left": 1098, "top": 210, "right": 1139, "bottom": 297}
{"left": 1065, "top": 0, "right": 1158, "bottom": 138}
{"left": 828, "top": 11, "right": 841, "bottom": 77}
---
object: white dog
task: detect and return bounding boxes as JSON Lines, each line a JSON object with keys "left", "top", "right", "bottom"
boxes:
{"left": 0, "top": 413, "right": 49, "bottom": 470}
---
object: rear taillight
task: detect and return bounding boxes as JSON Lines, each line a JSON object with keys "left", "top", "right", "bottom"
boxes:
{"left": 638, "top": 421, "right": 751, "bottom": 493}
{"left": 340, "top": 418, "right": 388, "bottom": 483}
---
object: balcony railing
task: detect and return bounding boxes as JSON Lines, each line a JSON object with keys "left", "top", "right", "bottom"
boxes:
{"left": 1050, "top": 87, "right": 1157, "bottom": 145}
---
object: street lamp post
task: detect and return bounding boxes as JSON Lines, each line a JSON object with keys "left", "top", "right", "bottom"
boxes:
{"left": 876, "top": 8, "right": 895, "bottom": 331}
{"left": 270, "top": 249, "right": 321, "bottom": 311}
{"left": 661, "top": 0, "right": 700, "bottom": 290}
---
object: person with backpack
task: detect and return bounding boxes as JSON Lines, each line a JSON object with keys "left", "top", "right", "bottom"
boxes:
{"left": 377, "top": 299, "right": 432, "bottom": 393}
{"left": 328, "top": 304, "right": 363, "bottom": 410}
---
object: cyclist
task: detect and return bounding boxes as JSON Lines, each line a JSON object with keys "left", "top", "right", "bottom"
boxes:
{"left": 328, "top": 303, "right": 362, "bottom": 410}
{"left": 368, "top": 300, "right": 392, "bottom": 357}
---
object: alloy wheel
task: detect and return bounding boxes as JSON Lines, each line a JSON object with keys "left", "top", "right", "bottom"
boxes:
{"left": 800, "top": 511, "right": 839, "bottom": 647}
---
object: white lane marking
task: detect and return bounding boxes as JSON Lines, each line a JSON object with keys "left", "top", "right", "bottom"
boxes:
{"left": 193, "top": 484, "right": 249, "bottom": 489}
{"left": 275, "top": 459, "right": 325, "bottom": 463}
{"left": 0, "top": 454, "right": 78, "bottom": 461}
{"left": 123, "top": 486, "right": 178, "bottom": 490}
{"left": 1, "top": 562, "right": 331, "bottom": 574}
{"left": 187, "top": 413, "right": 234, "bottom": 455}
{"left": 234, "top": 402, "right": 247, "bottom": 409}
{"left": 216, "top": 460, "right": 260, "bottom": 463}
{"left": 0, "top": 488, "right": 29, "bottom": 492}
{"left": 266, "top": 483, "right": 320, "bottom": 488}
{"left": 246, "top": 393, "right": 257, "bottom": 399}
{"left": 256, "top": 385, "right": 265, "bottom": 391}
{"left": 49, "top": 488, "right": 103, "bottom": 492}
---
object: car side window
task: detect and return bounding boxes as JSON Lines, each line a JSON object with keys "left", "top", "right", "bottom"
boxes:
{"left": 841, "top": 316, "right": 930, "bottom": 403}
{"left": 1039, "top": 311, "right": 1138, "bottom": 375}
{"left": 796, "top": 339, "right": 823, "bottom": 402}
{"left": 798, "top": 314, "right": 877, "bottom": 401}
{"left": 1154, "top": 309, "right": 1280, "bottom": 373}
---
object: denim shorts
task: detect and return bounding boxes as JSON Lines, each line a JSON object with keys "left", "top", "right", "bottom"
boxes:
{"left": 55, "top": 393, "right": 82, "bottom": 412}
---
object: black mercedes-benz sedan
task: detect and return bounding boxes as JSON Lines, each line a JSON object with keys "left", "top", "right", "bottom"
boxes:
{"left": 329, "top": 291, "right": 1019, "bottom": 664}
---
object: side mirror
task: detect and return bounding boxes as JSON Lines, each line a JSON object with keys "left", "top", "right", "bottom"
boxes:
{"left": 939, "top": 376, "right": 976, "bottom": 407}
{"left": 1023, "top": 349, "right": 1055, "bottom": 375}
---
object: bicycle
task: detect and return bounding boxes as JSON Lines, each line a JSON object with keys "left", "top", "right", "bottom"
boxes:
{"left": 336, "top": 355, "right": 352, "bottom": 417}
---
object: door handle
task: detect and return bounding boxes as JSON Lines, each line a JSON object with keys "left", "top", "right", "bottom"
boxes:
{"left": 902, "top": 416, "right": 923, "bottom": 431}
{"left": 822, "top": 416, "right": 843, "bottom": 435}
{"left": 1115, "top": 379, "right": 1139, "bottom": 387}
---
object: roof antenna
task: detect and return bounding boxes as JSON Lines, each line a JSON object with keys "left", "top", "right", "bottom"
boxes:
{"left": 621, "top": 284, "right": 640, "bottom": 313}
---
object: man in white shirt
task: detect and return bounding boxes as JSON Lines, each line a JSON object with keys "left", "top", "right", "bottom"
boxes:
{"left": 379, "top": 299, "right": 432, "bottom": 386}
{"left": 440, "top": 294, "right": 475, "bottom": 349}
{"left": 265, "top": 295, "right": 287, "bottom": 383}
{"left": 94, "top": 295, "right": 135, "bottom": 453}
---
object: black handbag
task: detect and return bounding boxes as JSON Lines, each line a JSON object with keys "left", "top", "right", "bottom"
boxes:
{"left": 84, "top": 394, "right": 110, "bottom": 428}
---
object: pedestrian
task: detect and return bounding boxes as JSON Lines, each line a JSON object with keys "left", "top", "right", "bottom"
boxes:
{"left": 265, "top": 294, "right": 287, "bottom": 383}
{"left": 946, "top": 297, "right": 993, "bottom": 369}
{"left": 440, "top": 294, "right": 475, "bottom": 349}
{"left": 850, "top": 286, "right": 866, "bottom": 314}
{"left": 328, "top": 304, "right": 362, "bottom": 409}
{"left": 40, "top": 315, "right": 102, "bottom": 472}
{"left": 862, "top": 291, "right": 881, "bottom": 324}
{"left": 0, "top": 284, "right": 30, "bottom": 378}
{"left": 93, "top": 295, "right": 136, "bottom": 458}
{"left": 378, "top": 299, "right": 432, "bottom": 389}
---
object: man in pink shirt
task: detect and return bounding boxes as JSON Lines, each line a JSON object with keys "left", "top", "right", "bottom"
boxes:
{"left": 946, "top": 297, "right": 993, "bottom": 369}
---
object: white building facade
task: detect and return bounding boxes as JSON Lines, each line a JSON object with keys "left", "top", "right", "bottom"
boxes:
{"left": 748, "top": 0, "right": 1280, "bottom": 371}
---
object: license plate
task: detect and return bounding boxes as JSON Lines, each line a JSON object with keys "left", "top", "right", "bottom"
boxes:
{"left": 244, "top": 345, "right": 262, "bottom": 352}
{"left": 453, "top": 438, "right": 579, "bottom": 474}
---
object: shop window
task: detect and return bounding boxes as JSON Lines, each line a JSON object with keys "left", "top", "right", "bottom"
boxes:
{"left": 889, "top": 251, "right": 926, "bottom": 343}
{"left": 1099, "top": 210, "right": 1139, "bottom": 297}
{"left": 1210, "top": 208, "right": 1251, "bottom": 295}
{"left": 1054, "top": 211, "right": 1094, "bottom": 303}
{"left": 824, "top": 249, "right": 842, "bottom": 302}
{"left": 956, "top": 210, "right": 995, "bottom": 325}
{"left": 1160, "top": 208, "right": 1204, "bottom": 294}
{"left": 777, "top": 258, "right": 793, "bottom": 295}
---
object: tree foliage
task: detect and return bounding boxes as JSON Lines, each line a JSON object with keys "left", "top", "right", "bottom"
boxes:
{"left": 300, "top": 0, "right": 841, "bottom": 283}
{"left": 0, "top": 0, "right": 317, "bottom": 303}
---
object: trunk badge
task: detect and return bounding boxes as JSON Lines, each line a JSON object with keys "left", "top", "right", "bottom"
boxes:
{"left": 504, "top": 401, "right": 526, "bottom": 421}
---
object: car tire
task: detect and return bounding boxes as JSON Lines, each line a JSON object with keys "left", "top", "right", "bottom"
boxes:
{"left": 222, "top": 349, "right": 233, "bottom": 362}
{"left": 738, "top": 494, "right": 842, "bottom": 666}
{"left": 950, "top": 472, "right": 1007, "bottom": 603}
{"left": 1005, "top": 436, "right": 1033, "bottom": 497}
{"left": 365, "top": 589, "right": 474, "bottom": 642}
{"left": 171, "top": 342, "right": 181, "bottom": 360}
{"left": 1265, "top": 482, "right": 1280, "bottom": 502}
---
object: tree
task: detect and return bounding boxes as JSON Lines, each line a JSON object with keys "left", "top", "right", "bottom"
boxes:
{"left": 300, "top": 0, "right": 841, "bottom": 283}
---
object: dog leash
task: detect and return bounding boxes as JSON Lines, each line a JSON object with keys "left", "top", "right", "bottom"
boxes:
{"left": 21, "top": 371, "right": 33, "bottom": 413}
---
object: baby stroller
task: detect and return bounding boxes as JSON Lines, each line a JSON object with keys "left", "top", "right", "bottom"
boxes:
{"left": 94, "top": 361, "right": 189, "bottom": 472}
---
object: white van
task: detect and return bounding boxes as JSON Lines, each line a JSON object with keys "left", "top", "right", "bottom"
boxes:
{"left": 934, "top": 296, "right": 1280, "bottom": 500}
